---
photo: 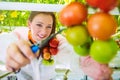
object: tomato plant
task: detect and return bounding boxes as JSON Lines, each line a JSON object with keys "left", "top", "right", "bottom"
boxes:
{"left": 59, "top": 2, "right": 88, "bottom": 26}
{"left": 87, "top": 12, "right": 117, "bottom": 40}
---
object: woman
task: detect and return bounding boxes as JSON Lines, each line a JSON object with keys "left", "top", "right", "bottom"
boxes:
{"left": 0, "top": 11, "right": 112, "bottom": 80}
{"left": 0, "top": 11, "right": 73, "bottom": 80}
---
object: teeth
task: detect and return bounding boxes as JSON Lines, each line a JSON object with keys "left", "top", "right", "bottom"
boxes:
{"left": 38, "top": 34, "right": 45, "bottom": 38}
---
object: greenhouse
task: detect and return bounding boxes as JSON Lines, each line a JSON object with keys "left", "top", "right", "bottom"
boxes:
{"left": 0, "top": 0, "right": 120, "bottom": 80}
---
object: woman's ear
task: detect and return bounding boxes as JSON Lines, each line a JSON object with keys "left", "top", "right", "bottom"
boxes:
{"left": 27, "top": 20, "right": 31, "bottom": 29}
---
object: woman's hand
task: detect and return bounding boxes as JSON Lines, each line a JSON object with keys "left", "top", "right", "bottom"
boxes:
{"left": 80, "top": 56, "right": 113, "bottom": 80}
{"left": 6, "top": 39, "right": 36, "bottom": 72}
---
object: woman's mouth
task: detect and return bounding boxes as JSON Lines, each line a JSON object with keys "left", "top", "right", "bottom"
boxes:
{"left": 37, "top": 34, "right": 46, "bottom": 40}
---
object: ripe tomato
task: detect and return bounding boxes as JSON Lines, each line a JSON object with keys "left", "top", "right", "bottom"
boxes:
{"left": 49, "top": 38, "right": 59, "bottom": 48}
{"left": 90, "top": 39, "right": 118, "bottom": 64}
{"left": 65, "top": 25, "right": 89, "bottom": 46}
{"left": 86, "top": 0, "right": 99, "bottom": 8}
{"left": 87, "top": 12, "right": 117, "bottom": 40}
{"left": 59, "top": 2, "right": 88, "bottom": 26}
{"left": 86, "top": 0, "right": 118, "bottom": 12}
{"left": 49, "top": 47, "right": 58, "bottom": 55}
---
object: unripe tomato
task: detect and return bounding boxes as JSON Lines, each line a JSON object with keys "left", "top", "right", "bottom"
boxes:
{"left": 59, "top": 2, "right": 88, "bottom": 26}
{"left": 43, "top": 47, "right": 49, "bottom": 53}
{"left": 43, "top": 52, "right": 51, "bottom": 60}
{"left": 73, "top": 44, "right": 89, "bottom": 56}
{"left": 65, "top": 25, "right": 89, "bottom": 46}
{"left": 87, "top": 12, "right": 117, "bottom": 40}
{"left": 42, "top": 59, "right": 54, "bottom": 66}
{"left": 90, "top": 39, "right": 118, "bottom": 64}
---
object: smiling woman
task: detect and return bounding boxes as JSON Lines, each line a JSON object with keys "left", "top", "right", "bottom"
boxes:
{"left": 0, "top": 11, "right": 77, "bottom": 80}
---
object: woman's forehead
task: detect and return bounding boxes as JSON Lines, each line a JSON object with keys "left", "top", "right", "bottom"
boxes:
{"left": 32, "top": 14, "right": 53, "bottom": 24}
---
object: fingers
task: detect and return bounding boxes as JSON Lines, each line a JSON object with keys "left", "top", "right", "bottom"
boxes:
{"left": 101, "top": 64, "right": 113, "bottom": 79}
{"left": 56, "top": 34, "right": 67, "bottom": 45}
{"left": 80, "top": 56, "right": 113, "bottom": 80}
{"left": 6, "top": 39, "right": 36, "bottom": 71}
{"left": 6, "top": 55, "right": 22, "bottom": 71}
{"left": 16, "top": 40, "right": 35, "bottom": 60}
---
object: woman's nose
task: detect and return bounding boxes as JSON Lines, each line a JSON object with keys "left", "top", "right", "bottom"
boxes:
{"left": 40, "top": 28, "right": 47, "bottom": 35}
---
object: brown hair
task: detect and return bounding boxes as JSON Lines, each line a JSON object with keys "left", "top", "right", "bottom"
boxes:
{"left": 28, "top": 11, "right": 56, "bottom": 34}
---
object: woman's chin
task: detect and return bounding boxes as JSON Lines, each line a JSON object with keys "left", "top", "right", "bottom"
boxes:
{"left": 37, "top": 38, "right": 44, "bottom": 41}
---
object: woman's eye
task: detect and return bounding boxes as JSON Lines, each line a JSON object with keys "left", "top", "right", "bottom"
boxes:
{"left": 36, "top": 24, "right": 42, "bottom": 27}
{"left": 47, "top": 26, "right": 52, "bottom": 29}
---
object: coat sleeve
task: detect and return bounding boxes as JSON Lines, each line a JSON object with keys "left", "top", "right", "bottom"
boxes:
{"left": 0, "top": 32, "right": 18, "bottom": 63}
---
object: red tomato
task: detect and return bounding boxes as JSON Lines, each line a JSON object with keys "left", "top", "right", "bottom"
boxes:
{"left": 49, "top": 38, "right": 59, "bottom": 48}
{"left": 49, "top": 47, "right": 58, "bottom": 55}
{"left": 86, "top": 0, "right": 118, "bottom": 12}
{"left": 59, "top": 2, "right": 88, "bottom": 26}
{"left": 86, "top": 0, "right": 100, "bottom": 8}
{"left": 87, "top": 12, "right": 117, "bottom": 40}
{"left": 98, "top": 0, "right": 118, "bottom": 12}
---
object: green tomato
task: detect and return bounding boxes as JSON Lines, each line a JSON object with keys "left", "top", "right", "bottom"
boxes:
{"left": 90, "top": 39, "right": 118, "bottom": 64}
{"left": 73, "top": 44, "right": 89, "bottom": 56}
{"left": 42, "top": 59, "right": 54, "bottom": 66}
{"left": 65, "top": 25, "right": 89, "bottom": 46}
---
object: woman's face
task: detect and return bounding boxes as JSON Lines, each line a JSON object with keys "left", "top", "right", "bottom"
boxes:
{"left": 28, "top": 14, "right": 53, "bottom": 42}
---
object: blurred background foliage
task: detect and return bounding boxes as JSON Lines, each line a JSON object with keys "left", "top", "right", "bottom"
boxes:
{"left": 0, "top": 0, "right": 119, "bottom": 33}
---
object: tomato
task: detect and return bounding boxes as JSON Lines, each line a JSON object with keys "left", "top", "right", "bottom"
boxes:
{"left": 49, "top": 38, "right": 59, "bottom": 48}
{"left": 87, "top": 12, "right": 117, "bottom": 40}
{"left": 42, "top": 59, "right": 54, "bottom": 66}
{"left": 43, "top": 47, "right": 49, "bottom": 53}
{"left": 43, "top": 52, "right": 51, "bottom": 60}
{"left": 90, "top": 39, "right": 118, "bottom": 64}
{"left": 86, "top": 0, "right": 99, "bottom": 8}
{"left": 59, "top": 2, "right": 88, "bottom": 26}
{"left": 73, "top": 44, "right": 89, "bottom": 56}
{"left": 49, "top": 47, "right": 58, "bottom": 55}
{"left": 99, "top": 0, "right": 118, "bottom": 12}
{"left": 86, "top": 0, "right": 118, "bottom": 12}
{"left": 65, "top": 25, "right": 89, "bottom": 46}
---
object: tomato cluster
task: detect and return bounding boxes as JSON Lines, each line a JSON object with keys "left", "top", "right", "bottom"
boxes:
{"left": 41, "top": 38, "right": 59, "bottom": 65}
{"left": 59, "top": 1, "right": 119, "bottom": 64}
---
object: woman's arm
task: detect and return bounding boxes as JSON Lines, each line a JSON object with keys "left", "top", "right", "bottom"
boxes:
{"left": 0, "top": 32, "right": 36, "bottom": 72}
